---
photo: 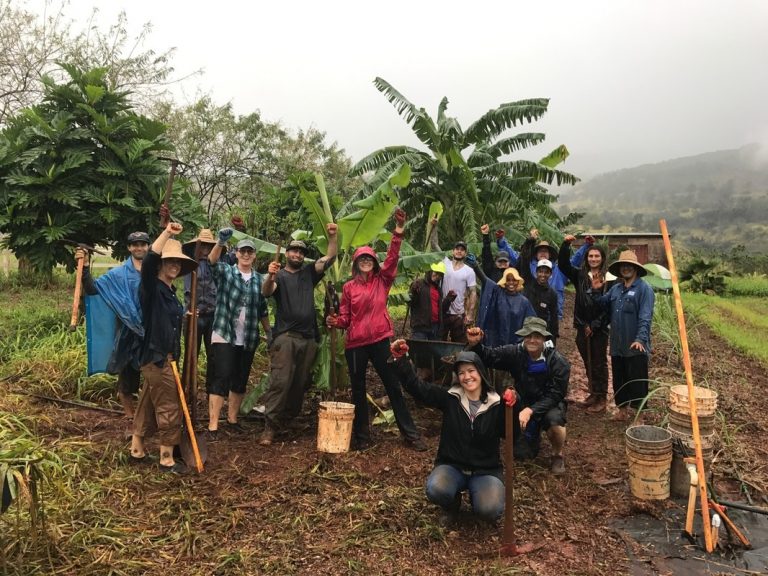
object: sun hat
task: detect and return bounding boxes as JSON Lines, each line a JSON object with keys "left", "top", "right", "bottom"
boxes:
{"left": 160, "top": 239, "right": 198, "bottom": 277}
{"left": 183, "top": 229, "right": 216, "bottom": 248}
{"left": 127, "top": 231, "right": 150, "bottom": 244}
{"left": 515, "top": 316, "right": 552, "bottom": 338}
{"left": 536, "top": 259, "right": 553, "bottom": 270}
{"left": 497, "top": 267, "right": 524, "bottom": 289}
{"left": 236, "top": 239, "right": 256, "bottom": 251}
{"left": 286, "top": 239, "right": 309, "bottom": 255}
{"left": 608, "top": 250, "right": 647, "bottom": 277}
{"left": 430, "top": 261, "right": 446, "bottom": 274}
{"left": 533, "top": 240, "right": 558, "bottom": 261}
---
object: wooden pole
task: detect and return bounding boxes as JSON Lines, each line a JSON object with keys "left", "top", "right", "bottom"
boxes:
{"left": 171, "top": 361, "right": 203, "bottom": 473}
{"left": 659, "top": 219, "right": 713, "bottom": 552}
{"left": 69, "top": 255, "right": 85, "bottom": 331}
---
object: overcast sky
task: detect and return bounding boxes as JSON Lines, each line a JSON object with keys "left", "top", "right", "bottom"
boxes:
{"left": 28, "top": 0, "right": 768, "bottom": 179}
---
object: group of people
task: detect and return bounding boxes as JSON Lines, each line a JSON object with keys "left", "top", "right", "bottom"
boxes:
{"left": 78, "top": 207, "right": 655, "bottom": 527}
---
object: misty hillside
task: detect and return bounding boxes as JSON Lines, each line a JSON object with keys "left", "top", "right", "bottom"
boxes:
{"left": 556, "top": 144, "right": 768, "bottom": 251}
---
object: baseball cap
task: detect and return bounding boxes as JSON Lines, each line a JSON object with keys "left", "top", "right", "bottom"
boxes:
{"left": 127, "top": 231, "right": 150, "bottom": 244}
{"left": 537, "top": 259, "right": 553, "bottom": 270}
{"left": 236, "top": 239, "right": 256, "bottom": 251}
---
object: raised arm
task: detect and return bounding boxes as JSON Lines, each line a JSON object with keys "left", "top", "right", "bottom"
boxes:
{"left": 315, "top": 222, "right": 339, "bottom": 275}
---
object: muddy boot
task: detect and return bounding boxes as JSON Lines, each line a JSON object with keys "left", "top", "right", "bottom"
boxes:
{"left": 258, "top": 424, "right": 275, "bottom": 446}
{"left": 586, "top": 397, "right": 607, "bottom": 413}
{"left": 577, "top": 394, "right": 598, "bottom": 408}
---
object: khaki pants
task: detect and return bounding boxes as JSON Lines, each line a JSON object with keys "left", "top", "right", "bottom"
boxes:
{"left": 134, "top": 358, "right": 182, "bottom": 446}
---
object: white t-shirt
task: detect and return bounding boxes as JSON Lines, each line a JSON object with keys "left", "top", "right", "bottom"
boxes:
{"left": 441, "top": 257, "right": 476, "bottom": 315}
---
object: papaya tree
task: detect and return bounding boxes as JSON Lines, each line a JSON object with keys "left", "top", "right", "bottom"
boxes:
{"left": 0, "top": 63, "right": 205, "bottom": 278}
{"left": 349, "top": 78, "right": 582, "bottom": 248}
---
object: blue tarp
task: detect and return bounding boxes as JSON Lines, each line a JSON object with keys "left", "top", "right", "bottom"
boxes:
{"left": 85, "top": 294, "right": 116, "bottom": 375}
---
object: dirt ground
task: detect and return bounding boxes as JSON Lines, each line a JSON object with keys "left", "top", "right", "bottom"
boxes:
{"left": 31, "top": 292, "right": 768, "bottom": 575}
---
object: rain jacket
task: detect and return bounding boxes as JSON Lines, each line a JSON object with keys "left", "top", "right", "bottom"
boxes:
{"left": 337, "top": 232, "right": 402, "bottom": 349}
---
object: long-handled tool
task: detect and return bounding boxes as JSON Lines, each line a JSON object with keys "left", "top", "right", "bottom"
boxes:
{"left": 69, "top": 252, "right": 85, "bottom": 331}
{"left": 324, "top": 280, "right": 340, "bottom": 399}
{"left": 709, "top": 500, "right": 752, "bottom": 549}
{"left": 170, "top": 360, "right": 204, "bottom": 473}
{"left": 660, "top": 219, "right": 714, "bottom": 553}
{"left": 500, "top": 389, "right": 538, "bottom": 556}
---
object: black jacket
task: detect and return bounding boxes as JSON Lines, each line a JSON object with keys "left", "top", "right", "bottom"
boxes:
{"left": 557, "top": 241, "right": 610, "bottom": 332}
{"left": 393, "top": 357, "right": 506, "bottom": 477}
{"left": 409, "top": 273, "right": 450, "bottom": 333}
{"left": 523, "top": 281, "right": 559, "bottom": 340}
{"left": 471, "top": 343, "right": 569, "bottom": 419}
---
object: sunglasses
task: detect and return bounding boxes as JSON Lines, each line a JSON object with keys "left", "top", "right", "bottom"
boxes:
{"left": 357, "top": 256, "right": 376, "bottom": 263}
{"left": 238, "top": 248, "right": 255, "bottom": 254}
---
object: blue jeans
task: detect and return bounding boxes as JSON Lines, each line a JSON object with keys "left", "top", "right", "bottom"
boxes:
{"left": 425, "top": 464, "right": 505, "bottom": 522}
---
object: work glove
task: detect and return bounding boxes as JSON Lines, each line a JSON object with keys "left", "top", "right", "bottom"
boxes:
{"left": 465, "top": 253, "right": 477, "bottom": 266}
{"left": 390, "top": 339, "right": 409, "bottom": 359}
{"left": 394, "top": 207, "right": 406, "bottom": 227}
{"left": 495, "top": 229, "right": 505, "bottom": 240}
{"left": 584, "top": 235, "right": 595, "bottom": 245}
{"left": 503, "top": 388, "right": 517, "bottom": 408}
{"left": 218, "top": 228, "right": 234, "bottom": 246}
{"left": 230, "top": 215, "right": 245, "bottom": 232}
{"left": 446, "top": 290, "right": 457, "bottom": 303}
{"left": 159, "top": 204, "right": 170, "bottom": 224}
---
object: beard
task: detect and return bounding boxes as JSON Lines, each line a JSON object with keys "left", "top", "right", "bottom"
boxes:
{"left": 285, "top": 259, "right": 303, "bottom": 271}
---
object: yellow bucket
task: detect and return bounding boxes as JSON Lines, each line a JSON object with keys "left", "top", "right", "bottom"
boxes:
{"left": 626, "top": 425, "right": 673, "bottom": 500}
{"left": 317, "top": 401, "right": 355, "bottom": 453}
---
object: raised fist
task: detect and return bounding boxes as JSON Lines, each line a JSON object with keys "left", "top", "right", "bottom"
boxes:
{"left": 480, "top": 224, "right": 490, "bottom": 235}
{"left": 563, "top": 234, "right": 576, "bottom": 243}
{"left": 167, "top": 222, "right": 183, "bottom": 236}
{"left": 267, "top": 261, "right": 281, "bottom": 275}
{"left": 217, "top": 228, "right": 234, "bottom": 246}
{"left": 584, "top": 235, "right": 595, "bottom": 245}
{"left": 495, "top": 229, "right": 505, "bottom": 240}
{"left": 390, "top": 339, "right": 409, "bottom": 359}
{"left": 466, "top": 326, "right": 484, "bottom": 346}
{"left": 326, "top": 222, "right": 338, "bottom": 236}
{"left": 394, "top": 207, "right": 406, "bottom": 227}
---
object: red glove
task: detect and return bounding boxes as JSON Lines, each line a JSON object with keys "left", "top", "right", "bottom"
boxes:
{"left": 446, "top": 290, "right": 457, "bottom": 303}
{"left": 495, "top": 229, "right": 505, "bottom": 240}
{"left": 390, "top": 339, "right": 409, "bottom": 359}
{"left": 394, "top": 207, "right": 406, "bottom": 227}
{"left": 503, "top": 389, "right": 516, "bottom": 408}
{"left": 231, "top": 215, "right": 245, "bottom": 232}
{"left": 584, "top": 235, "right": 595, "bottom": 245}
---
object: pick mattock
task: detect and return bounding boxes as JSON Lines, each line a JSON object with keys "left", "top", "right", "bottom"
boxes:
{"left": 67, "top": 242, "right": 106, "bottom": 331}
{"left": 660, "top": 218, "right": 714, "bottom": 552}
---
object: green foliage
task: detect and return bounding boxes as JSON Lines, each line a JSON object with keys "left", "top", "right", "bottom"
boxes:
{"left": 679, "top": 254, "right": 731, "bottom": 295}
{"left": 726, "top": 274, "right": 768, "bottom": 297}
{"left": 0, "top": 64, "right": 204, "bottom": 277}
{"left": 350, "top": 78, "right": 581, "bottom": 249}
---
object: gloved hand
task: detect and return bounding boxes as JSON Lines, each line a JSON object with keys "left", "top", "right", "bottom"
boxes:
{"left": 390, "top": 339, "right": 409, "bottom": 359}
{"left": 446, "top": 290, "right": 457, "bottom": 303}
{"left": 159, "top": 204, "right": 170, "bottom": 224}
{"left": 503, "top": 388, "right": 517, "bottom": 408}
{"left": 584, "top": 235, "right": 595, "bottom": 245}
{"left": 495, "top": 229, "right": 505, "bottom": 240}
{"left": 230, "top": 215, "right": 245, "bottom": 232}
{"left": 394, "top": 207, "right": 406, "bottom": 227}
{"left": 465, "top": 253, "right": 477, "bottom": 266}
{"left": 218, "top": 228, "right": 234, "bottom": 246}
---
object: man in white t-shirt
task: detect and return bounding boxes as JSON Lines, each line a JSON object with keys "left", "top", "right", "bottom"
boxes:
{"left": 440, "top": 240, "right": 477, "bottom": 343}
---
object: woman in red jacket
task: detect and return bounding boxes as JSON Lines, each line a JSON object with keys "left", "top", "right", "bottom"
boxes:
{"left": 327, "top": 208, "right": 425, "bottom": 452}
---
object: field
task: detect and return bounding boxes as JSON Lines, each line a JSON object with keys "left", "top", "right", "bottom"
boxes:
{"left": 1, "top": 274, "right": 768, "bottom": 575}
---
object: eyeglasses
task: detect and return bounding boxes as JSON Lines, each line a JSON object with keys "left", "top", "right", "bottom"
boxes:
{"left": 357, "top": 256, "right": 375, "bottom": 263}
{"left": 238, "top": 248, "right": 255, "bottom": 255}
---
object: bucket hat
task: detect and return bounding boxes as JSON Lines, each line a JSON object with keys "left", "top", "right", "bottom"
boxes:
{"left": 430, "top": 261, "right": 446, "bottom": 274}
{"left": 127, "top": 231, "right": 150, "bottom": 245}
{"left": 161, "top": 239, "right": 198, "bottom": 277}
{"left": 497, "top": 267, "right": 524, "bottom": 289}
{"left": 533, "top": 240, "right": 558, "bottom": 262}
{"left": 608, "top": 250, "right": 647, "bottom": 277}
{"left": 515, "top": 316, "right": 552, "bottom": 338}
{"left": 286, "top": 239, "right": 309, "bottom": 255}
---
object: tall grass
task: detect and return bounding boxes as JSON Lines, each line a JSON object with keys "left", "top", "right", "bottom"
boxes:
{"left": 726, "top": 274, "right": 768, "bottom": 297}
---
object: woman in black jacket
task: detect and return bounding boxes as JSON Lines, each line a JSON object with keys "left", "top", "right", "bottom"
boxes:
{"left": 390, "top": 343, "right": 514, "bottom": 525}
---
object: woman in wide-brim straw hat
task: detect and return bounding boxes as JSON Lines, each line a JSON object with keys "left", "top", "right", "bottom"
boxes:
{"left": 130, "top": 221, "right": 198, "bottom": 474}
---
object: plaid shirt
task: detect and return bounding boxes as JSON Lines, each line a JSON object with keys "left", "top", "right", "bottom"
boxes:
{"left": 211, "top": 262, "right": 268, "bottom": 350}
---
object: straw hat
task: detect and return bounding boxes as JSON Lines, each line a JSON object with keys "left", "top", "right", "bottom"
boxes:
{"left": 608, "top": 250, "right": 647, "bottom": 277}
{"left": 183, "top": 229, "right": 216, "bottom": 248}
{"left": 161, "top": 239, "right": 198, "bottom": 277}
{"left": 533, "top": 240, "right": 558, "bottom": 261}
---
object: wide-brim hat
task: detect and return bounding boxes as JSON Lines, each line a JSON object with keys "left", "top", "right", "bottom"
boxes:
{"left": 608, "top": 250, "right": 647, "bottom": 277}
{"left": 452, "top": 351, "right": 491, "bottom": 389}
{"left": 182, "top": 229, "right": 216, "bottom": 258}
{"left": 533, "top": 240, "right": 558, "bottom": 261}
{"left": 515, "top": 316, "right": 552, "bottom": 338}
{"left": 430, "top": 261, "right": 446, "bottom": 274}
{"left": 161, "top": 239, "right": 198, "bottom": 277}
{"left": 497, "top": 267, "right": 524, "bottom": 288}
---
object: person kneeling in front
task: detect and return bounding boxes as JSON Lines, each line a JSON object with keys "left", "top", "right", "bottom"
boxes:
{"left": 466, "top": 316, "right": 570, "bottom": 475}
